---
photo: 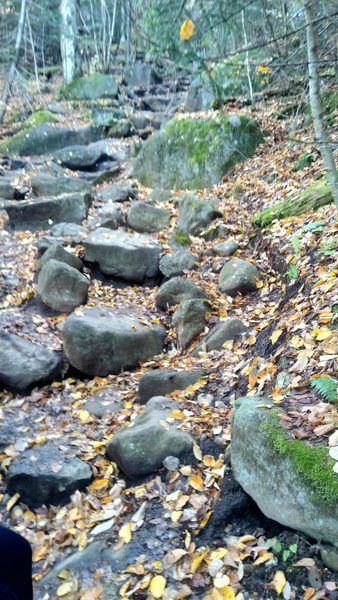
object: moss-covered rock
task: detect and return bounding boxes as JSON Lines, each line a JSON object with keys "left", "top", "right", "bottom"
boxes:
{"left": 133, "top": 114, "right": 263, "bottom": 190}
{"left": 292, "top": 151, "right": 316, "bottom": 172}
{"left": 61, "top": 73, "right": 119, "bottom": 101}
{"left": 252, "top": 182, "right": 333, "bottom": 228}
{"left": 23, "top": 110, "right": 59, "bottom": 129}
{"left": 231, "top": 396, "right": 338, "bottom": 546}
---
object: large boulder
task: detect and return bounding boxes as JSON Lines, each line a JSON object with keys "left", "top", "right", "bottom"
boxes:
{"left": 127, "top": 202, "right": 170, "bottom": 233}
{"left": 156, "top": 276, "right": 207, "bottom": 310}
{"left": 172, "top": 299, "right": 208, "bottom": 349}
{"left": 219, "top": 258, "right": 259, "bottom": 296}
{"left": 192, "top": 318, "right": 247, "bottom": 355}
{"left": 84, "top": 228, "right": 161, "bottom": 283}
{"left": 38, "top": 244, "right": 82, "bottom": 272}
{"left": 106, "top": 396, "right": 193, "bottom": 477}
{"left": 124, "top": 63, "right": 161, "bottom": 88}
{"left": 231, "top": 397, "right": 338, "bottom": 547}
{"left": 92, "top": 107, "right": 126, "bottom": 128}
{"left": 176, "top": 194, "right": 222, "bottom": 235}
{"left": 0, "top": 124, "right": 101, "bottom": 156}
{"left": 37, "top": 259, "right": 89, "bottom": 313}
{"left": 133, "top": 114, "right": 263, "bottom": 190}
{"left": 95, "top": 183, "right": 137, "bottom": 203}
{"left": 63, "top": 307, "right": 166, "bottom": 376}
{"left": 159, "top": 250, "right": 198, "bottom": 279}
{"left": 0, "top": 334, "right": 61, "bottom": 392}
{"left": 30, "top": 174, "right": 90, "bottom": 197}
{"left": 54, "top": 144, "right": 111, "bottom": 171}
{"left": 7, "top": 446, "right": 92, "bottom": 506}
{"left": 137, "top": 369, "right": 206, "bottom": 404}
{"left": 1, "top": 192, "right": 92, "bottom": 230}
{"left": 61, "top": 73, "right": 119, "bottom": 101}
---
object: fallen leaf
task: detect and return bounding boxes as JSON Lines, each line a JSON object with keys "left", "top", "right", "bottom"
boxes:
{"left": 270, "top": 329, "right": 283, "bottom": 344}
{"left": 149, "top": 575, "right": 166, "bottom": 598}
{"left": 293, "top": 558, "right": 315, "bottom": 567}
{"left": 119, "top": 522, "right": 132, "bottom": 544}
{"left": 272, "top": 570, "right": 286, "bottom": 595}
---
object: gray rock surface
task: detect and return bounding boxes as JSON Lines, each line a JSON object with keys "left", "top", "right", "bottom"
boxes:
{"left": 50, "top": 222, "right": 86, "bottom": 243}
{"left": 63, "top": 307, "right": 165, "bottom": 376}
{"left": 38, "top": 244, "right": 82, "bottom": 272}
{"left": 61, "top": 73, "right": 119, "bottom": 101}
{"left": 213, "top": 241, "right": 239, "bottom": 257}
{"left": 96, "top": 203, "right": 123, "bottom": 229}
{"left": 106, "top": 396, "right": 193, "bottom": 477}
{"left": 159, "top": 250, "right": 198, "bottom": 279}
{"left": 137, "top": 369, "right": 206, "bottom": 404}
{"left": 156, "top": 276, "right": 207, "bottom": 310}
{"left": 84, "top": 228, "right": 161, "bottom": 282}
{"left": 85, "top": 388, "right": 122, "bottom": 418}
{"left": 124, "top": 63, "right": 161, "bottom": 88}
{"left": 37, "top": 259, "right": 89, "bottom": 312}
{"left": 231, "top": 396, "right": 338, "bottom": 547}
{"left": 54, "top": 144, "right": 110, "bottom": 171}
{"left": 108, "top": 119, "right": 134, "bottom": 138}
{"left": 127, "top": 202, "right": 170, "bottom": 233}
{"left": 193, "top": 318, "right": 246, "bottom": 354}
{"left": 1, "top": 192, "right": 92, "bottom": 230}
{"left": 7, "top": 446, "right": 92, "bottom": 506}
{"left": 95, "top": 184, "right": 137, "bottom": 203}
{"left": 176, "top": 194, "right": 222, "bottom": 236}
{"left": 0, "top": 334, "right": 61, "bottom": 392}
{"left": 219, "top": 258, "right": 259, "bottom": 296}
{"left": 172, "top": 299, "right": 208, "bottom": 349}
{"left": 30, "top": 174, "right": 90, "bottom": 197}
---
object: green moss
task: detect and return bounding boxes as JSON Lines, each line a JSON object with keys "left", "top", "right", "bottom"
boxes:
{"left": 60, "top": 73, "right": 118, "bottom": 101}
{"left": 263, "top": 411, "right": 338, "bottom": 508}
{"left": 292, "top": 151, "right": 316, "bottom": 172}
{"left": 23, "top": 110, "right": 58, "bottom": 129}
{"left": 253, "top": 182, "right": 333, "bottom": 227}
{"left": 172, "top": 230, "right": 191, "bottom": 246}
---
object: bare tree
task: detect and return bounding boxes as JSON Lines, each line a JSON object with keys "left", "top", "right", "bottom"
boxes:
{"left": 60, "top": 0, "right": 78, "bottom": 83}
{"left": 0, "top": 0, "right": 28, "bottom": 124}
{"left": 304, "top": 0, "right": 338, "bottom": 208}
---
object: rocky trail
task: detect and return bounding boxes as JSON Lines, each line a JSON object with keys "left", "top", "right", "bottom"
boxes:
{"left": 0, "top": 66, "right": 337, "bottom": 600}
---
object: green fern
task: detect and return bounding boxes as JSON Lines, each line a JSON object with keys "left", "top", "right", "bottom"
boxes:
{"left": 310, "top": 376, "right": 338, "bottom": 404}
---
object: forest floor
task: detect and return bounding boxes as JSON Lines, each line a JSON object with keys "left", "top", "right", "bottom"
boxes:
{"left": 0, "top": 78, "right": 337, "bottom": 600}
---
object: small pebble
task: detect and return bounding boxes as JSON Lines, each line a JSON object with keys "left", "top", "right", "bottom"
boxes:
{"left": 163, "top": 456, "right": 180, "bottom": 471}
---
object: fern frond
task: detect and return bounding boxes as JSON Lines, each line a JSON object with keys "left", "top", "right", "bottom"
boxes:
{"left": 310, "top": 376, "right": 338, "bottom": 404}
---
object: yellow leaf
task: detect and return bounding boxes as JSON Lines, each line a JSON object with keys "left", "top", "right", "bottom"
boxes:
{"left": 180, "top": 18, "right": 195, "bottom": 41}
{"left": 191, "top": 548, "right": 209, "bottom": 573}
{"left": 57, "top": 581, "right": 76, "bottom": 597}
{"left": 257, "top": 64, "right": 273, "bottom": 73}
{"left": 6, "top": 492, "right": 20, "bottom": 512}
{"left": 189, "top": 473, "right": 204, "bottom": 491}
{"left": 213, "top": 586, "right": 236, "bottom": 600}
{"left": 119, "top": 522, "right": 132, "bottom": 544}
{"left": 254, "top": 550, "right": 274, "bottom": 565}
{"left": 312, "top": 328, "right": 333, "bottom": 341}
{"left": 32, "top": 545, "right": 49, "bottom": 562}
{"left": 193, "top": 444, "right": 203, "bottom": 460}
{"left": 272, "top": 570, "right": 286, "bottom": 595}
{"left": 90, "top": 478, "right": 109, "bottom": 490}
{"left": 149, "top": 575, "right": 166, "bottom": 598}
{"left": 79, "top": 409, "right": 90, "bottom": 422}
{"left": 270, "top": 329, "right": 283, "bottom": 344}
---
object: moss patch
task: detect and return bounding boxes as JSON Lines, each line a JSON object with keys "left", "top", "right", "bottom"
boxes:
{"left": 172, "top": 230, "right": 191, "bottom": 246}
{"left": 264, "top": 411, "right": 338, "bottom": 508}
{"left": 61, "top": 73, "right": 119, "bottom": 101}
{"left": 23, "top": 110, "right": 59, "bottom": 129}
{"left": 252, "top": 182, "right": 333, "bottom": 228}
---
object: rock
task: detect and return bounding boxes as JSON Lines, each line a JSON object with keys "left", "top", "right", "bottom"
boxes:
{"left": 142, "top": 95, "right": 171, "bottom": 112}
{"left": 91, "top": 107, "right": 126, "bottom": 127}
{"left": 106, "top": 396, "right": 193, "bottom": 477}
{"left": 231, "top": 396, "right": 338, "bottom": 547}
{"left": 61, "top": 73, "right": 119, "bottom": 101}
{"left": 63, "top": 307, "right": 165, "bottom": 376}
{"left": 137, "top": 369, "right": 206, "bottom": 404}
{"left": 108, "top": 119, "right": 134, "bottom": 138}
{"left": 37, "top": 259, "right": 89, "bottom": 313}
{"left": 159, "top": 250, "right": 197, "bottom": 279}
{"left": 156, "top": 276, "right": 207, "bottom": 310}
{"left": 124, "top": 63, "right": 161, "bottom": 88}
{"left": 172, "top": 299, "right": 208, "bottom": 349}
{"left": 96, "top": 203, "right": 123, "bottom": 229}
{"left": 186, "top": 75, "right": 215, "bottom": 111}
{"left": 38, "top": 244, "right": 82, "bottom": 272}
{"left": 85, "top": 388, "right": 122, "bottom": 418}
{"left": 50, "top": 222, "right": 86, "bottom": 243}
{"left": 133, "top": 114, "right": 264, "bottom": 190}
{"left": 84, "top": 228, "right": 161, "bottom": 283}
{"left": 219, "top": 259, "right": 259, "bottom": 296}
{"left": 0, "top": 175, "right": 21, "bottom": 199}
{"left": 163, "top": 456, "right": 180, "bottom": 471}
{"left": 92, "top": 165, "right": 121, "bottom": 185}
{"left": 193, "top": 318, "right": 247, "bottom": 355}
{"left": 176, "top": 194, "right": 222, "bottom": 235}
{"left": 213, "top": 241, "right": 239, "bottom": 257}
{"left": 30, "top": 174, "right": 90, "bottom": 197}
{"left": 1, "top": 192, "right": 92, "bottom": 230}
{"left": 95, "top": 184, "right": 137, "bottom": 203}
{"left": 201, "top": 223, "right": 229, "bottom": 241}
{"left": 147, "top": 188, "right": 172, "bottom": 203}
{"left": 54, "top": 144, "right": 110, "bottom": 171}
{"left": 0, "top": 123, "right": 101, "bottom": 156}
{"left": 0, "top": 334, "right": 61, "bottom": 392}
{"left": 127, "top": 202, "right": 170, "bottom": 233}
{"left": 7, "top": 446, "right": 92, "bottom": 506}
{"left": 320, "top": 546, "right": 338, "bottom": 572}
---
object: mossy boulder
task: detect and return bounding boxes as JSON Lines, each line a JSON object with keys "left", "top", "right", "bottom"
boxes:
{"left": 176, "top": 194, "right": 222, "bottom": 236}
{"left": 231, "top": 397, "right": 338, "bottom": 547}
{"left": 133, "top": 114, "right": 264, "bottom": 190}
{"left": 253, "top": 182, "right": 333, "bottom": 228}
{"left": 292, "top": 151, "right": 316, "bottom": 172}
{"left": 22, "top": 110, "right": 59, "bottom": 129}
{"left": 61, "top": 73, "right": 119, "bottom": 101}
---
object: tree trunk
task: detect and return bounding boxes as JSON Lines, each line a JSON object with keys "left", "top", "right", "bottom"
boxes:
{"left": 60, "top": 0, "right": 78, "bottom": 84}
{"left": 304, "top": 0, "right": 338, "bottom": 208}
{"left": 0, "top": 0, "right": 28, "bottom": 124}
